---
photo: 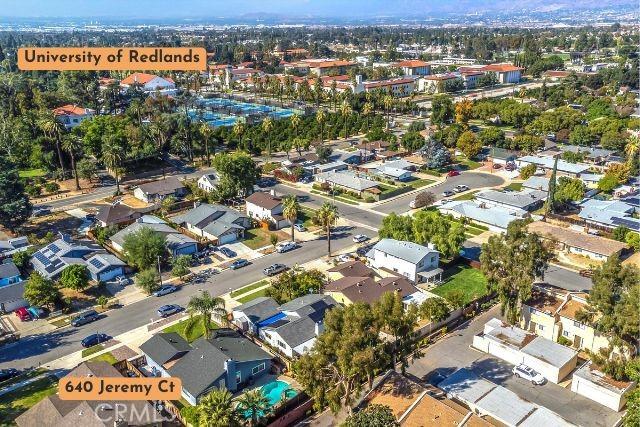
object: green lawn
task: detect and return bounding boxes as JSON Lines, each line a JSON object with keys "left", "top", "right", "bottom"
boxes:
{"left": 504, "top": 182, "right": 523, "bottom": 191}
{"left": 422, "top": 169, "right": 444, "bottom": 177}
{"left": 162, "top": 315, "right": 214, "bottom": 343}
{"left": 87, "top": 352, "right": 118, "bottom": 365}
{"left": 18, "top": 169, "right": 46, "bottom": 178}
{"left": 230, "top": 280, "right": 269, "bottom": 298}
{"left": 452, "top": 190, "right": 479, "bottom": 201}
{"left": 299, "top": 207, "right": 317, "bottom": 228}
{"left": 0, "top": 368, "right": 47, "bottom": 390}
{"left": 236, "top": 288, "right": 270, "bottom": 304}
{"left": 455, "top": 156, "right": 482, "bottom": 171}
{"left": 0, "top": 376, "right": 58, "bottom": 424}
{"left": 310, "top": 190, "right": 359, "bottom": 205}
{"left": 465, "top": 227, "right": 486, "bottom": 237}
{"left": 243, "top": 228, "right": 275, "bottom": 250}
{"left": 403, "top": 178, "right": 436, "bottom": 189}
{"left": 81, "top": 344, "right": 106, "bottom": 358}
{"left": 432, "top": 265, "right": 489, "bottom": 305}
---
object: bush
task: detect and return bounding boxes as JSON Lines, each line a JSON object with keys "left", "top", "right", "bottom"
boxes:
{"left": 557, "top": 336, "right": 573, "bottom": 347}
{"left": 59, "top": 264, "right": 90, "bottom": 291}
{"left": 519, "top": 164, "right": 537, "bottom": 180}
{"left": 364, "top": 196, "right": 376, "bottom": 203}
{"left": 25, "top": 184, "right": 42, "bottom": 197}
{"left": 44, "top": 182, "right": 60, "bottom": 194}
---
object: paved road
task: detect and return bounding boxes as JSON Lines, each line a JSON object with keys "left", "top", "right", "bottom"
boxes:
{"left": 0, "top": 227, "right": 367, "bottom": 370}
{"left": 374, "top": 171, "right": 505, "bottom": 215}
{"left": 406, "top": 306, "right": 620, "bottom": 427}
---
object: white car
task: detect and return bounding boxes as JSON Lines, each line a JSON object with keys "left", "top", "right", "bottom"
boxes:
{"left": 294, "top": 223, "right": 307, "bottom": 232}
{"left": 353, "top": 234, "right": 369, "bottom": 243}
{"left": 336, "top": 253, "right": 353, "bottom": 263}
{"left": 276, "top": 241, "right": 298, "bottom": 253}
{"left": 512, "top": 364, "right": 546, "bottom": 385}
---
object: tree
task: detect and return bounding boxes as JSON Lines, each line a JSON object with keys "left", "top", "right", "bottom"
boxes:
{"left": 569, "top": 125, "right": 596, "bottom": 146}
{"left": 480, "top": 220, "right": 552, "bottom": 323}
{"left": 340, "top": 101, "right": 353, "bottom": 138}
{"left": 136, "top": 268, "right": 160, "bottom": 295}
{"left": 270, "top": 233, "right": 279, "bottom": 248}
{"left": 420, "top": 298, "right": 451, "bottom": 323}
{"left": 598, "top": 173, "right": 620, "bottom": 193}
{"left": 413, "top": 191, "right": 436, "bottom": 209}
{"left": 171, "top": 255, "right": 191, "bottom": 279}
{"left": 187, "top": 290, "right": 227, "bottom": 337}
{"left": 546, "top": 156, "right": 558, "bottom": 214}
{"left": 431, "top": 95, "right": 454, "bottom": 126}
{"left": 61, "top": 135, "right": 82, "bottom": 190}
{"left": 282, "top": 195, "right": 300, "bottom": 241}
{"left": 122, "top": 227, "right": 166, "bottom": 270}
{"left": 44, "top": 182, "right": 60, "bottom": 194}
{"left": 267, "top": 268, "right": 326, "bottom": 304}
{"left": 412, "top": 210, "right": 465, "bottom": 259}
{"left": 197, "top": 388, "right": 240, "bottom": 427}
{"left": 24, "top": 272, "right": 60, "bottom": 308}
{"left": 612, "top": 226, "right": 631, "bottom": 242}
{"left": 313, "top": 202, "right": 339, "bottom": 257}
{"left": 262, "top": 117, "right": 274, "bottom": 158}
{"left": 420, "top": 138, "right": 451, "bottom": 170}
{"left": 212, "top": 152, "right": 259, "bottom": 200}
{"left": 0, "top": 157, "right": 32, "bottom": 232}
{"left": 373, "top": 291, "right": 419, "bottom": 373}
{"left": 37, "top": 112, "right": 67, "bottom": 179}
{"left": 626, "top": 232, "right": 640, "bottom": 251}
{"left": 343, "top": 404, "right": 399, "bottom": 427}
{"left": 554, "top": 176, "right": 585, "bottom": 205}
{"left": 511, "top": 134, "right": 543, "bottom": 153}
{"left": 159, "top": 195, "right": 176, "bottom": 216}
{"left": 400, "top": 131, "right": 425, "bottom": 152}
{"left": 102, "top": 138, "right": 124, "bottom": 194}
{"left": 316, "top": 109, "right": 326, "bottom": 145}
{"left": 456, "top": 131, "right": 482, "bottom": 158}
{"left": 478, "top": 127, "right": 505, "bottom": 147}
{"left": 294, "top": 303, "right": 385, "bottom": 413}
{"left": 77, "top": 158, "right": 97, "bottom": 183}
{"left": 236, "top": 389, "right": 271, "bottom": 427}
{"left": 59, "top": 264, "right": 90, "bottom": 291}
{"left": 455, "top": 99, "right": 473, "bottom": 125}
{"left": 519, "top": 164, "right": 537, "bottom": 180}
{"left": 316, "top": 145, "right": 332, "bottom": 163}
{"left": 379, "top": 213, "right": 414, "bottom": 241}
{"left": 444, "top": 289, "right": 466, "bottom": 309}
{"left": 96, "top": 295, "right": 109, "bottom": 309}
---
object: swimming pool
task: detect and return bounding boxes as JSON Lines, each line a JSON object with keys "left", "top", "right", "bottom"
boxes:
{"left": 193, "top": 97, "right": 297, "bottom": 127}
{"left": 241, "top": 380, "right": 297, "bottom": 419}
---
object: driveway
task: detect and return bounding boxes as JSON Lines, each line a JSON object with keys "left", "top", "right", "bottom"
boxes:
{"left": 406, "top": 306, "right": 621, "bottom": 427}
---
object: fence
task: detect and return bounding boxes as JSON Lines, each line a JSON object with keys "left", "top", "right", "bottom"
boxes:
{"left": 267, "top": 394, "right": 314, "bottom": 427}
{"left": 545, "top": 212, "right": 611, "bottom": 233}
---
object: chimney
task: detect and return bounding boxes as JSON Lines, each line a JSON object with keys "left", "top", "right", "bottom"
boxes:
{"left": 224, "top": 359, "right": 238, "bottom": 392}
{"left": 270, "top": 189, "right": 277, "bottom": 197}
{"left": 314, "top": 321, "right": 323, "bottom": 336}
{"left": 427, "top": 242, "right": 436, "bottom": 250}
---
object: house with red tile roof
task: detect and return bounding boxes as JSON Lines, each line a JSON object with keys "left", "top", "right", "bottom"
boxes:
{"left": 394, "top": 59, "right": 431, "bottom": 76}
{"left": 52, "top": 104, "right": 95, "bottom": 129}
{"left": 480, "top": 63, "right": 523, "bottom": 83}
{"left": 363, "top": 77, "right": 417, "bottom": 97}
{"left": 120, "top": 72, "right": 176, "bottom": 91}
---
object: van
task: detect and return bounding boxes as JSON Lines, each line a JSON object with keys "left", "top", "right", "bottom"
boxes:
{"left": 71, "top": 310, "right": 99, "bottom": 327}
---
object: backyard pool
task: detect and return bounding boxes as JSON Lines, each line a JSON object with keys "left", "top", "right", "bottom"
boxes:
{"left": 241, "top": 379, "right": 297, "bottom": 419}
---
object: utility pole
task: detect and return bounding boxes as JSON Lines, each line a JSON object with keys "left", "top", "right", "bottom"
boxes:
{"left": 157, "top": 255, "right": 163, "bottom": 287}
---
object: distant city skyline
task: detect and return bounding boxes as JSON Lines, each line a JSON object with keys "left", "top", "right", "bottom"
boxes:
{"left": 0, "top": 0, "right": 633, "bottom": 19}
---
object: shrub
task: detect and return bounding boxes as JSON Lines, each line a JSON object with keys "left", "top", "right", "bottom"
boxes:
{"left": 44, "top": 182, "right": 60, "bottom": 194}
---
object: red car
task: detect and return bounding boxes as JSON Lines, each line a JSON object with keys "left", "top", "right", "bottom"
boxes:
{"left": 447, "top": 170, "right": 460, "bottom": 177}
{"left": 15, "top": 307, "right": 31, "bottom": 322}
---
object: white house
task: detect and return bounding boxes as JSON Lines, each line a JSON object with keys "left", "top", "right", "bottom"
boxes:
{"left": 366, "top": 238, "right": 441, "bottom": 283}
{"left": 196, "top": 173, "right": 217, "bottom": 193}
{"left": 571, "top": 362, "right": 636, "bottom": 412}
{"left": 245, "top": 191, "right": 289, "bottom": 229}
{"left": 52, "top": 105, "right": 95, "bottom": 129}
{"left": 171, "top": 203, "right": 250, "bottom": 245}
{"left": 438, "top": 200, "right": 527, "bottom": 232}
{"left": 120, "top": 72, "right": 176, "bottom": 92}
{"left": 133, "top": 177, "right": 186, "bottom": 204}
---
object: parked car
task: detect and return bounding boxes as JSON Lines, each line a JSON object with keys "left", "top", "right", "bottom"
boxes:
{"left": 14, "top": 307, "right": 31, "bottom": 322}
{"left": 26, "top": 306, "right": 45, "bottom": 319}
{"left": 454, "top": 185, "right": 470, "bottom": 193}
{"left": 70, "top": 310, "right": 99, "bottom": 327}
{"left": 336, "top": 253, "right": 353, "bottom": 263}
{"left": 447, "top": 170, "right": 460, "bottom": 177}
{"left": 352, "top": 234, "right": 369, "bottom": 243}
{"left": 276, "top": 241, "right": 298, "bottom": 253}
{"left": 230, "top": 259, "right": 250, "bottom": 270}
{"left": 157, "top": 304, "right": 182, "bottom": 318}
{"left": 0, "top": 368, "right": 20, "bottom": 382}
{"left": 115, "top": 275, "right": 132, "bottom": 286}
{"left": 263, "top": 263, "right": 288, "bottom": 276}
{"left": 296, "top": 195, "right": 310, "bottom": 202}
{"left": 31, "top": 207, "right": 51, "bottom": 217}
{"left": 81, "top": 333, "right": 111, "bottom": 348}
{"left": 356, "top": 244, "right": 373, "bottom": 256}
{"left": 219, "top": 247, "right": 236, "bottom": 258}
{"left": 153, "top": 285, "right": 178, "bottom": 297}
{"left": 294, "top": 223, "right": 307, "bottom": 232}
{"left": 442, "top": 190, "right": 455, "bottom": 197}
{"left": 512, "top": 364, "right": 546, "bottom": 385}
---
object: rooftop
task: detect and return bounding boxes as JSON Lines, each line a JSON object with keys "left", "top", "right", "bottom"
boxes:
{"left": 475, "top": 189, "right": 546, "bottom": 209}
{"left": 327, "top": 260, "right": 375, "bottom": 278}
{"left": 136, "top": 176, "right": 184, "bottom": 196}
{"left": 245, "top": 191, "right": 282, "bottom": 210}
{"left": 369, "top": 238, "right": 438, "bottom": 265}
{"left": 439, "top": 200, "right": 524, "bottom": 230}
{"left": 315, "top": 171, "right": 379, "bottom": 192}
{"left": 528, "top": 221, "right": 627, "bottom": 256}
{"left": 518, "top": 155, "right": 590, "bottom": 175}
{"left": 573, "top": 362, "right": 636, "bottom": 395}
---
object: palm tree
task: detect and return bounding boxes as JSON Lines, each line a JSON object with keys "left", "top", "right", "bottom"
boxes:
{"left": 340, "top": 101, "right": 352, "bottom": 139}
{"left": 262, "top": 117, "right": 274, "bottom": 159}
{"left": 38, "top": 112, "right": 67, "bottom": 180}
{"left": 187, "top": 290, "right": 227, "bottom": 338}
{"left": 197, "top": 388, "right": 240, "bottom": 427}
{"left": 290, "top": 113, "right": 301, "bottom": 136}
{"left": 316, "top": 109, "right": 326, "bottom": 146}
{"left": 200, "top": 122, "right": 213, "bottom": 165}
{"left": 101, "top": 138, "right": 124, "bottom": 195}
{"left": 236, "top": 389, "right": 271, "bottom": 427}
{"left": 282, "top": 195, "right": 300, "bottom": 242}
{"left": 383, "top": 95, "right": 394, "bottom": 129}
{"left": 313, "top": 202, "right": 339, "bottom": 257}
{"left": 61, "top": 135, "right": 82, "bottom": 190}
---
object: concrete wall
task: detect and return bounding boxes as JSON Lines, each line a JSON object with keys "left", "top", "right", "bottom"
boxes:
{"left": 571, "top": 373, "right": 634, "bottom": 412}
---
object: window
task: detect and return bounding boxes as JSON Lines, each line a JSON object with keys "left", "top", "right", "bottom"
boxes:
{"left": 277, "top": 340, "right": 287, "bottom": 349}
{"left": 252, "top": 363, "right": 266, "bottom": 375}
{"left": 538, "top": 325, "right": 544, "bottom": 331}
{"left": 563, "top": 331, "right": 570, "bottom": 337}
{"left": 235, "top": 371, "right": 241, "bottom": 384}
{"left": 573, "top": 321, "right": 586, "bottom": 330}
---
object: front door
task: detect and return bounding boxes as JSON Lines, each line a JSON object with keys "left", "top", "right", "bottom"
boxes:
{"left": 573, "top": 335, "right": 583, "bottom": 348}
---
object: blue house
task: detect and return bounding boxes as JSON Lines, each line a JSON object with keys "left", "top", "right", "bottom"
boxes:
{"left": 0, "top": 262, "right": 26, "bottom": 313}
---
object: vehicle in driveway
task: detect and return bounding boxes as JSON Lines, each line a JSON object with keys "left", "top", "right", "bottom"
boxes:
{"left": 294, "top": 223, "right": 307, "bottom": 232}
{"left": 219, "top": 247, "right": 236, "bottom": 258}
{"left": 0, "top": 368, "right": 20, "bottom": 382}
{"left": 453, "top": 184, "right": 470, "bottom": 193}
{"left": 70, "top": 309, "right": 99, "bottom": 327}
{"left": 336, "top": 253, "right": 353, "bottom": 263}
{"left": 157, "top": 304, "right": 182, "bottom": 318}
{"left": 26, "top": 306, "right": 45, "bottom": 319}
{"left": 447, "top": 170, "right": 460, "bottom": 177}
{"left": 442, "top": 190, "right": 455, "bottom": 197}
{"left": 115, "top": 275, "right": 132, "bottom": 286}
{"left": 14, "top": 307, "right": 31, "bottom": 322}
{"left": 81, "top": 333, "right": 111, "bottom": 348}
{"left": 276, "top": 241, "right": 298, "bottom": 253}
{"left": 153, "top": 285, "right": 178, "bottom": 297}
{"left": 263, "top": 263, "right": 288, "bottom": 276}
{"left": 513, "top": 363, "right": 546, "bottom": 385}
{"left": 352, "top": 234, "right": 369, "bottom": 243}
{"left": 230, "top": 259, "right": 250, "bottom": 269}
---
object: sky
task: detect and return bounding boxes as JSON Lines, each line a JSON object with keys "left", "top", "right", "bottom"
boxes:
{"left": 0, "top": 0, "right": 630, "bottom": 19}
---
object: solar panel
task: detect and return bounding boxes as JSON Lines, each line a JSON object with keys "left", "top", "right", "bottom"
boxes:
{"left": 34, "top": 252, "right": 51, "bottom": 266}
{"left": 49, "top": 243, "right": 61, "bottom": 253}
{"left": 611, "top": 217, "right": 640, "bottom": 229}
{"left": 89, "top": 258, "right": 104, "bottom": 269}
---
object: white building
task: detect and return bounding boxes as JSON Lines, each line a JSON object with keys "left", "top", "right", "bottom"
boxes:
{"left": 196, "top": 173, "right": 217, "bottom": 193}
{"left": 120, "top": 72, "right": 176, "bottom": 93}
{"left": 366, "top": 238, "right": 441, "bottom": 283}
{"left": 245, "top": 191, "right": 289, "bottom": 230}
{"left": 571, "top": 362, "right": 636, "bottom": 412}
{"left": 53, "top": 105, "right": 95, "bottom": 129}
{"left": 480, "top": 64, "right": 523, "bottom": 84}
{"left": 394, "top": 60, "right": 431, "bottom": 76}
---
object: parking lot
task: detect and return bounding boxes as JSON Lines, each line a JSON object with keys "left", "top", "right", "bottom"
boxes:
{"left": 406, "top": 306, "right": 622, "bottom": 427}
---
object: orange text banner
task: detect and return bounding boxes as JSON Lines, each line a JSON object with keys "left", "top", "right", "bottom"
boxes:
{"left": 59, "top": 377, "right": 182, "bottom": 400}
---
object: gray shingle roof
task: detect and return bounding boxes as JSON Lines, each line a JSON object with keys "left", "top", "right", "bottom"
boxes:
{"left": 518, "top": 155, "right": 590, "bottom": 175}
{"left": 136, "top": 176, "right": 184, "bottom": 197}
{"left": 315, "top": 171, "right": 379, "bottom": 192}
{"left": 140, "top": 332, "right": 191, "bottom": 366}
{"left": 234, "top": 297, "right": 280, "bottom": 324}
{"left": 369, "top": 238, "right": 438, "bottom": 265}
{"left": 171, "top": 203, "right": 248, "bottom": 237}
{"left": 0, "top": 262, "right": 20, "bottom": 280}
{"left": 439, "top": 200, "right": 523, "bottom": 230}
{"left": 110, "top": 219, "right": 196, "bottom": 250}
{"left": 476, "top": 189, "right": 546, "bottom": 210}
{"left": 279, "top": 294, "right": 337, "bottom": 320}
{"left": 266, "top": 316, "right": 317, "bottom": 348}
{"left": 0, "top": 280, "right": 25, "bottom": 302}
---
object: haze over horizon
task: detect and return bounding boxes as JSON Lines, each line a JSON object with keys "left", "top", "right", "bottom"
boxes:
{"left": 0, "top": 0, "right": 633, "bottom": 19}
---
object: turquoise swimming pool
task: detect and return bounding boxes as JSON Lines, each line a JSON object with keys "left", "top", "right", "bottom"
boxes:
{"left": 241, "top": 380, "right": 297, "bottom": 419}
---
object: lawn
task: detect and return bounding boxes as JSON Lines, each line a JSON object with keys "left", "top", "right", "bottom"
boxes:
{"left": 299, "top": 207, "right": 317, "bottom": 228}
{"left": 403, "top": 178, "right": 436, "bottom": 190}
{"left": 18, "top": 169, "right": 46, "bottom": 179}
{"left": 243, "top": 228, "right": 288, "bottom": 250}
{"left": 162, "top": 314, "right": 214, "bottom": 343}
{"left": 236, "top": 288, "right": 270, "bottom": 304}
{"left": 455, "top": 156, "right": 482, "bottom": 171}
{"left": 0, "top": 368, "right": 47, "bottom": 390}
{"left": 310, "top": 190, "right": 359, "bottom": 205}
{"left": 87, "top": 352, "right": 118, "bottom": 365}
{"left": 230, "top": 279, "right": 269, "bottom": 298}
{"left": 422, "top": 169, "right": 444, "bottom": 177}
{"left": 432, "top": 264, "right": 489, "bottom": 305}
{"left": 504, "top": 182, "right": 523, "bottom": 191}
{"left": 0, "top": 375, "right": 58, "bottom": 424}
{"left": 452, "top": 190, "right": 479, "bottom": 201}
{"left": 81, "top": 344, "right": 107, "bottom": 358}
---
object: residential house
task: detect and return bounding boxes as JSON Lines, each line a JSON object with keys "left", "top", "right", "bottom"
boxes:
{"left": 438, "top": 368, "right": 574, "bottom": 427}
{"left": 133, "top": 177, "right": 186, "bottom": 203}
{"left": 110, "top": 215, "right": 198, "bottom": 257}
{"left": 171, "top": 203, "right": 250, "bottom": 245}
{"left": 366, "top": 239, "right": 441, "bottom": 283}
{"left": 232, "top": 297, "right": 281, "bottom": 335}
{"left": 0, "top": 262, "right": 26, "bottom": 313}
{"left": 196, "top": 173, "right": 218, "bottom": 193}
{"left": 572, "top": 362, "right": 636, "bottom": 411}
{"left": 327, "top": 260, "right": 375, "bottom": 280}
{"left": 473, "top": 318, "right": 578, "bottom": 384}
{"left": 488, "top": 147, "right": 519, "bottom": 165}
{"left": 52, "top": 105, "right": 95, "bottom": 129}
{"left": 374, "top": 164, "right": 413, "bottom": 181}
{"left": 521, "top": 176, "right": 550, "bottom": 193}
{"left": 15, "top": 362, "right": 163, "bottom": 427}
{"left": 480, "top": 63, "right": 523, "bottom": 83}
{"left": 521, "top": 286, "right": 613, "bottom": 354}
{"left": 516, "top": 155, "right": 590, "bottom": 178}
{"left": 438, "top": 200, "right": 527, "bottom": 232}
{"left": 579, "top": 199, "right": 639, "bottom": 230}
{"left": 245, "top": 191, "right": 289, "bottom": 229}
{"left": 31, "top": 234, "right": 125, "bottom": 282}
{"left": 140, "top": 329, "right": 273, "bottom": 405}
{"left": 94, "top": 203, "right": 141, "bottom": 228}
{"left": 0, "top": 236, "right": 30, "bottom": 258}
{"left": 580, "top": 173, "right": 604, "bottom": 189}
{"left": 315, "top": 171, "right": 380, "bottom": 197}
{"left": 475, "top": 189, "right": 546, "bottom": 212}
{"left": 324, "top": 274, "right": 427, "bottom": 307}
{"left": 307, "top": 160, "right": 348, "bottom": 175}
{"left": 527, "top": 221, "right": 627, "bottom": 262}
{"left": 556, "top": 145, "right": 616, "bottom": 166}
{"left": 120, "top": 72, "right": 176, "bottom": 92}
{"left": 394, "top": 59, "right": 431, "bottom": 76}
